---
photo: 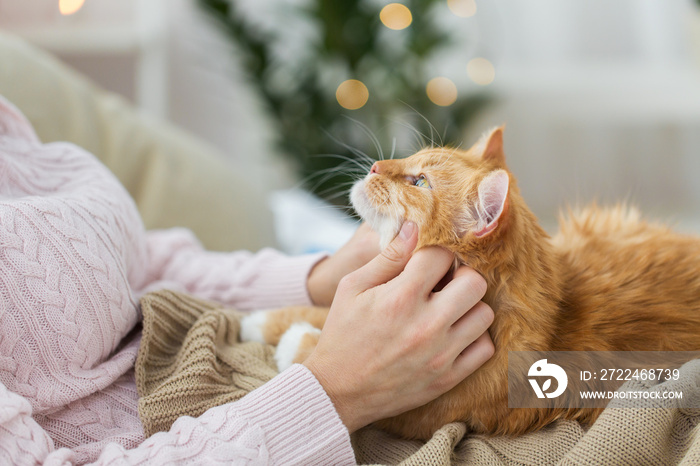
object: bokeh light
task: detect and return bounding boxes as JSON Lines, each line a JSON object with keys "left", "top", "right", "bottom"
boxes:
{"left": 467, "top": 57, "right": 495, "bottom": 85}
{"left": 426, "top": 77, "right": 458, "bottom": 106}
{"left": 59, "top": 0, "right": 86, "bottom": 15}
{"left": 380, "top": 3, "right": 413, "bottom": 30}
{"left": 447, "top": 0, "right": 477, "bottom": 18}
{"left": 336, "top": 79, "right": 370, "bottom": 110}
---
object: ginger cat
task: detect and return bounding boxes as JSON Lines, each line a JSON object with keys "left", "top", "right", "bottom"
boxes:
{"left": 240, "top": 127, "right": 700, "bottom": 439}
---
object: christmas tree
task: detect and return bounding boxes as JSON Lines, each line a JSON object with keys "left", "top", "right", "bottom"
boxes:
{"left": 198, "top": 0, "right": 489, "bottom": 204}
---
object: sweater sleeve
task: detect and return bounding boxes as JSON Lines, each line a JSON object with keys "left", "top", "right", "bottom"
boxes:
{"left": 0, "top": 365, "right": 355, "bottom": 466}
{"left": 139, "top": 228, "right": 328, "bottom": 311}
{"left": 0, "top": 94, "right": 349, "bottom": 464}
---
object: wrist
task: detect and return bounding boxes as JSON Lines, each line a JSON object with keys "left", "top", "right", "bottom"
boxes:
{"left": 303, "top": 355, "right": 366, "bottom": 433}
{"left": 307, "top": 257, "right": 333, "bottom": 306}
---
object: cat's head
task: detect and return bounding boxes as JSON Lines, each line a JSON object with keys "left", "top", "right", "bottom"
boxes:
{"left": 351, "top": 127, "right": 516, "bottom": 258}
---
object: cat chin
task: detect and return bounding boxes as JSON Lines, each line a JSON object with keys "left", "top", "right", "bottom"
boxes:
{"left": 375, "top": 217, "right": 403, "bottom": 249}
{"left": 350, "top": 180, "right": 402, "bottom": 249}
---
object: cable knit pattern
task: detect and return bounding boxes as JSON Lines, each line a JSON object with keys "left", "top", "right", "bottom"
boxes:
{"left": 0, "top": 96, "right": 353, "bottom": 465}
{"left": 1, "top": 138, "right": 145, "bottom": 411}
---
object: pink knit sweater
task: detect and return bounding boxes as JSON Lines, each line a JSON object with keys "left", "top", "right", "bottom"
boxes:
{"left": 0, "top": 96, "right": 355, "bottom": 465}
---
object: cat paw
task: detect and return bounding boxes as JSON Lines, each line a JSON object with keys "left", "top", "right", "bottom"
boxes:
{"left": 239, "top": 309, "right": 271, "bottom": 344}
{"left": 275, "top": 322, "right": 321, "bottom": 371}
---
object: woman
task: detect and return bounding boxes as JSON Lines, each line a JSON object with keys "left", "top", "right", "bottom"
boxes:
{"left": 0, "top": 96, "right": 494, "bottom": 465}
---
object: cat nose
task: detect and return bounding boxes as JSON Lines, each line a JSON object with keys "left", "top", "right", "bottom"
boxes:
{"left": 370, "top": 162, "right": 381, "bottom": 174}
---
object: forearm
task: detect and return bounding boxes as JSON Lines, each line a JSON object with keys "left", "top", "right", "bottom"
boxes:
{"left": 97, "top": 365, "right": 355, "bottom": 465}
{"left": 0, "top": 366, "right": 355, "bottom": 466}
{"left": 142, "top": 228, "right": 327, "bottom": 310}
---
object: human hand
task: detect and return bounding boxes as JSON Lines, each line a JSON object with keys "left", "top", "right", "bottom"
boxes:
{"left": 307, "top": 222, "right": 380, "bottom": 307}
{"left": 303, "top": 222, "right": 495, "bottom": 433}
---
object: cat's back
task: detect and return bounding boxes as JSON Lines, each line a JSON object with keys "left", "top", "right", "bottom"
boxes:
{"left": 552, "top": 204, "right": 700, "bottom": 276}
{"left": 549, "top": 204, "right": 700, "bottom": 351}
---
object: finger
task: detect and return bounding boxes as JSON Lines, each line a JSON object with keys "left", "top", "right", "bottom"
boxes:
{"left": 401, "top": 246, "right": 455, "bottom": 295}
{"left": 435, "top": 266, "right": 487, "bottom": 324}
{"left": 350, "top": 223, "right": 381, "bottom": 259}
{"left": 448, "top": 301, "right": 494, "bottom": 354}
{"left": 349, "top": 221, "right": 418, "bottom": 291}
{"left": 451, "top": 331, "right": 495, "bottom": 381}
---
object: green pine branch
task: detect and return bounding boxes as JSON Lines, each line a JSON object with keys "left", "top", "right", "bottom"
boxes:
{"left": 198, "top": 0, "right": 489, "bottom": 204}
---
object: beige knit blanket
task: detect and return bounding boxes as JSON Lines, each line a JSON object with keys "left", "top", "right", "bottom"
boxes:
{"left": 136, "top": 290, "right": 700, "bottom": 465}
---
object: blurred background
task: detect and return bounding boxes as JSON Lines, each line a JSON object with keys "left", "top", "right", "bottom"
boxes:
{"left": 1, "top": 0, "right": 700, "bottom": 253}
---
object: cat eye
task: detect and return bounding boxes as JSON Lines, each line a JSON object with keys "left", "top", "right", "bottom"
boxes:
{"left": 414, "top": 174, "right": 431, "bottom": 189}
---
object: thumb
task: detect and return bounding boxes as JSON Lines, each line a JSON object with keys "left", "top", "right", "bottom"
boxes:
{"left": 351, "top": 221, "right": 418, "bottom": 291}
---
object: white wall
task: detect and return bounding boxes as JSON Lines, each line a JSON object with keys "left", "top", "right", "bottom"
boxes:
{"left": 462, "top": 0, "right": 700, "bottom": 231}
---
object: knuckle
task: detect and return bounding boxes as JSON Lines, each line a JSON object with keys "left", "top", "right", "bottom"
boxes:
{"left": 401, "top": 281, "right": 423, "bottom": 302}
{"left": 427, "top": 353, "right": 448, "bottom": 373}
{"left": 440, "top": 249, "right": 457, "bottom": 268}
{"left": 384, "top": 284, "right": 421, "bottom": 315}
{"left": 337, "top": 274, "right": 352, "bottom": 290}
{"left": 429, "top": 373, "right": 455, "bottom": 394}
{"left": 476, "top": 334, "right": 496, "bottom": 361}
{"left": 476, "top": 302, "right": 495, "bottom": 328}
{"left": 382, "top": 243, "right": 406, "bottom": 266}
{"left": 460, "top": 268, "right": 487, "bottom": 300}
{"left": 484, "top": 336, "right": 496, "bottom": 358}
{"left": 409, "top": 326, "right": 430, "bottom": 347}
{"left": 419, "top": 246, "right": 453, "bottom": 269}
{"left": 426, "top": 345, "right": 455, "bottom": 374}
{"left": 337, "top": 273, "right": 358, "bottom": 293}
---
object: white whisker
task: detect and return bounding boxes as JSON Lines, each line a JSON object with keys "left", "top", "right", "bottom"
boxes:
{"left": 341, "top": 115, "right": 386, "bottom": 162}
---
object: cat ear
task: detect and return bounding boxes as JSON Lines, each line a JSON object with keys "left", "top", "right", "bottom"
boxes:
{"left": 473, "top": 170, "right": 509, "bottom": 237}
{"left": 472, "top": 126, "right": 506, "bottom": 165}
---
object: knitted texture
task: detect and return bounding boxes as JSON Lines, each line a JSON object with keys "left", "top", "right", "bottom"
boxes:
{"left": 0, "top": 95, "right": 150, "bottom": 464}
{"left": 136, "top": 290, "right": 278, "bottom": 436}
{"left": 356, "top": 362, "right": 700, "bottom": 465}
{"left": 137, "top": 289, "right": 700, "bottom": 465}
{"left": 137, "top": 290, "right": 356, "bottom": 464}
{"left": 0, "top": 95, "right": 353, "bottom": 464}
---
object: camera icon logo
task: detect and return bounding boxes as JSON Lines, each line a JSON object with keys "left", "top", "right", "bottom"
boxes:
{"left": 528, "top": 359, "right": 568, "bottom": 399}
